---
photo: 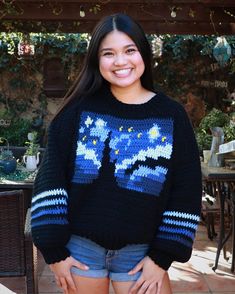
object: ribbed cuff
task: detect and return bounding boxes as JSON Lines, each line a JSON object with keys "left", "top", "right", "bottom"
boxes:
{"left": 148, "top": 249, "right": 173, "bottom": 270}
{"left": 39, "top": 246, "right": 70, "bottom": 264}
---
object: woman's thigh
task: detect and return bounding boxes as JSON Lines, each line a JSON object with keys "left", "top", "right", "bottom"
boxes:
{"left": 160, "top": 273, "right": 172, "bottom": 294}
{"left": 111, "top": 272, "right": 172, "bottom": 294}
{"left": 111, "top": 280, "right": 135, "bottom": 294}
{"left": 68, "top": 275, "right": 110, "bottom": 294}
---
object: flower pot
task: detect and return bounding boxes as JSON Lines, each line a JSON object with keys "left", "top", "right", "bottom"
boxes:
{"left": 0, "top": 158, "right": 17, "bottom": 174}
{"left": 23, "top": 153, "right": 40, "bottom": 171}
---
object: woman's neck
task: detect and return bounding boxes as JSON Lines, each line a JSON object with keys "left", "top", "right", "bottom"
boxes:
{"left": 110, "top": 84, "right": 155, "bottom": 105}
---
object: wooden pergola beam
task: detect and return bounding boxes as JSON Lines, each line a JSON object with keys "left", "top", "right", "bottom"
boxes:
{"left": 1, "top": 20, "right": 234, "bottom": 35}
{"left": 1, "top": 3, "right": 234, "bottom": 22}
{"left": 7, "top": 0, "right": 235, "bottom": 4}
{"left": 0, "top": 0, "right": 235, "bottom": 34}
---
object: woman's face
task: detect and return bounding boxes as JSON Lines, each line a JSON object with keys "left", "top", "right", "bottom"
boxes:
{"left": 98, "top": 30, "right": 145, "bottom": 91}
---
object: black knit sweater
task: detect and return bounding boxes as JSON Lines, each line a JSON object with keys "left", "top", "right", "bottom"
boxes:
{"left": 31, "top": 87, "right": 202, "bottom": 270}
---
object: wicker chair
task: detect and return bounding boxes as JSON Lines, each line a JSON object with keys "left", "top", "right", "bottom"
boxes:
{"left": 0, "top": 190, "right": 38, "bottom": 294}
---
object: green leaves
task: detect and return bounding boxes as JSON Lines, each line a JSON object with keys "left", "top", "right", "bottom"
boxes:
{"left": 198, "top": 108, "right": 230, "bottom": 131}
{"left": 196, "top": 108, "right": 233, "bottom": 153}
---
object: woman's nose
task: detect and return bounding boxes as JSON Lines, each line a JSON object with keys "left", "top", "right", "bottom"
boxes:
{"left": 114, "top": 53, "right": 127, "bottom": 65}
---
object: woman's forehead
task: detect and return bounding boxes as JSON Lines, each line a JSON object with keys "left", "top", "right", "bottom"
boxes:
{"left": 99, "top": 30, "right": 136, "bottom": 50}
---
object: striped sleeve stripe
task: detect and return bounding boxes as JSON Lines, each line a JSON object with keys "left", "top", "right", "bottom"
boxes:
{"left": 31, "top": 197, "right": 67, "bottom": 212}
{"left": 32, "top": 188, "right": 68, "bottom": 203}
{"left": 158, "top": 226, "right": 195, "bottom": 240}
{"left": 31, "top": 218, "right": 69, "bottom": 228}
{"left": 163, "top": 211, "right": 200, "bottom": 221}
{"left": 156, "top": 233, "right": 193, "bottom": 248}
{"left": 31, "top": 207, "right": 68, "bottom": 220}
{"left": 162, "top": 218, "right": 198, "bottom": 230}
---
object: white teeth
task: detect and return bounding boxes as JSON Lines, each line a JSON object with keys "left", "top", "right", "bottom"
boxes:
{"left": 114, "top": 69, "right": 131, "bottom": 74}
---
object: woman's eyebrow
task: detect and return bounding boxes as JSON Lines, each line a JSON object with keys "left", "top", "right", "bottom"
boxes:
{"left": 99, "top": 44, "right": 137, "bottom": 52}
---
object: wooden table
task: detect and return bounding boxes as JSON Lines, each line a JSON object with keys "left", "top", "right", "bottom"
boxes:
{"left": 0, "top": 178, "right": 33, "bottom": 189}
{"left": 201, "top": 162, "right": 235, "bottom": 272}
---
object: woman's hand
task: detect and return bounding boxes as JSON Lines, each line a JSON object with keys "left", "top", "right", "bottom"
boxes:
{"left": 128, "top": 256, "right": 166, "bottom": 294}
{"left": 49, "top": 256, "right": 89, "bottom": 294}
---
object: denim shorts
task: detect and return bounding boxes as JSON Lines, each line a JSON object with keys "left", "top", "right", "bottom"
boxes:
{"left": 66, "top": 235, "right": 149, "bottom": 281}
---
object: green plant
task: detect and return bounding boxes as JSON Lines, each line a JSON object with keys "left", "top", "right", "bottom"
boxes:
{"left": 198, "top": 108, "right": 230, "bottom": 131}
{"left": 0, "top": 117, "right": 32, "bottom": 146}
{"left": 0, "top": 149, "right": 14, "bottom": 160}
{"left": 195, "top": 108, "right": 230, "bottom": 153}
{"left": 0, "top": 137, "right": 14, "bottom": 159}
{"left": 196, "top": 132, "right": 212, "bottom": 153}
{"left": 24, "top": 132, "right": 40, "bottom": 156}
{"left": 224, "top": 124, "right": 235, "bottom": 142}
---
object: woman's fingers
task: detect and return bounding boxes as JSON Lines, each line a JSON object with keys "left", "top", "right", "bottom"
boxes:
{"left": 72, "top": 258, "right": 89, "bottom": 270}
{"left": 50, "top": 256, "right": 89, "bottom": 293}
{"left": 59, "top": 277, "right": 68, "bottom": 294}
{"left": 55, "top": 275, "right": 61, "bottom": 287}
{"left": 65, "top": 274, "right": 77, "bottom": 291}
{"left": 156, "top": 279, "right": 163, "bottom": 294}
{"left": 128, "top": 258, "right": 145, "bottom": 275}
{"left": 136, "top": 281, "right": 150, "bottom": 294}
{"left": 128, "top": 277, "right": 144, "bottom": 293}
{"left": 146, "top": 283, "right": 157, "bottom": 294}
{"left": 55, "top": 272, "right": 76, "bottom": 292}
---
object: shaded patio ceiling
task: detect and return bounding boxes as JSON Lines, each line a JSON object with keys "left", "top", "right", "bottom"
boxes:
{"left": 1, "top": 0, "right": 235, "bottom": 35}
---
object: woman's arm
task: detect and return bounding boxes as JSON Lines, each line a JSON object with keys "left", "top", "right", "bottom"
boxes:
{"left": 148, "top": 104, "right": 202, "bottom": 270}
{"left": 31, "top": 105, "right": 77, "bottom": 264}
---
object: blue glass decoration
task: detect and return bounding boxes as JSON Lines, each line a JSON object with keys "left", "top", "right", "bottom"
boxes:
{"left": 0, "top": 158, "right": 17, "bottom": 174}
{"left": 213, "top": 36, "right": 232, "bottom": 67}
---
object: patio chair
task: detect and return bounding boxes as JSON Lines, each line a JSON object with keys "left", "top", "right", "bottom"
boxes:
{"left": 0, "top": 190, "right": 38, "bottom": 294}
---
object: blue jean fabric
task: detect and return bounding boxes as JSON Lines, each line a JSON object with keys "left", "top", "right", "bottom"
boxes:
{"left": 66, "top": 235, "right": 149, "bottom": 281}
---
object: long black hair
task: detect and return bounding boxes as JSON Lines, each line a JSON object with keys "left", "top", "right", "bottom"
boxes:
{"left": 56, "top": 13, "right": 154, "bottom": 116}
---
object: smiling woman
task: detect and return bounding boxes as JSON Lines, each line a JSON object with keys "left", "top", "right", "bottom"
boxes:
{"left": 31, "top": 13, "right": 202, "bottom": 294}
{"left": 98, "top": 31, "right": 146, "bottom": 99}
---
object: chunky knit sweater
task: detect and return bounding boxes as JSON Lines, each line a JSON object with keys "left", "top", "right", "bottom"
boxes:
{"left": 31, "top": 87, "right": 202, "bottom": 270}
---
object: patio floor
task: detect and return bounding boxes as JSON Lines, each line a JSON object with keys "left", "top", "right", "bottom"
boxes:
{"left": 0, "top": 222, "right": 235, "bottom": 294}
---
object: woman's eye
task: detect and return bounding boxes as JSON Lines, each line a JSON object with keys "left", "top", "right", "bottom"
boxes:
{"left": 102, "top": 51, "right": 113, "bottom": 56}
{"left": 126, "top": 48, "right": 137, "bottom": 54}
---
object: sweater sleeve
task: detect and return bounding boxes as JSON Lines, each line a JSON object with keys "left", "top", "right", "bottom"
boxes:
{"left": 31, "top": 108, "right": 76, "bottom": 264}
{"left": 148, "top": 104, "right": 202, "bottom": 270}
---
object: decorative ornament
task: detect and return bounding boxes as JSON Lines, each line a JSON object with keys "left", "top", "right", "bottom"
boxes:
{"left": 224, "top": 9, "right": 235, "bottom": 19}
{"left": 213, "top": 36, "right": 231, "bottom": 67}
{"left": 80, "top": 5, "right": 85, "bottom": 17}
{"left": 18, "top": 41, "right": 35, "bottom": 56}
{"left": 170, "top": 7, "right": 177, "bottom": 18}
{"left": 49, "top": 2, "right": 63, "bottom": 16}
{"left": 170, "top": 6, "right": 182, "bottom": 18}
{"left": 189, "top": 8, "right": 196, "bottom": 18}
{"left": 18, "top": 34, "right": 35, "bottom": 57}
{"left": 230, "top": 90, "right": 235, "bottom": 101}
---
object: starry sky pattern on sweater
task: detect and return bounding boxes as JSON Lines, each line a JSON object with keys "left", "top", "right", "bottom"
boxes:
{"left": 72, "top": 111, "right": 173, "bottom": 196}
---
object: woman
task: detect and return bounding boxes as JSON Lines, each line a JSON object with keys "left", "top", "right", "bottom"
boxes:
{"left": 31, "top": 13, "right": 202, "bottom": 294}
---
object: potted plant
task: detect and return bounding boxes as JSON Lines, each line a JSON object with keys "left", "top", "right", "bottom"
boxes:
{"left": 23, "top": 132, "right": 40, "bottom": 171}
{"left": 0, "top": 137, "right": 17, "bottom": 174}
{"left": 195, "top": 108, "right": 230, "bottom": 154}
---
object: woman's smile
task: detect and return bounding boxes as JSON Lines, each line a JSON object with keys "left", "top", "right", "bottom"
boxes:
{"left": 113, "top": 68, "right": 132, "bottom": 78}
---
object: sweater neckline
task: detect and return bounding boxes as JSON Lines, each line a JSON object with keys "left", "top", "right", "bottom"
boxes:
{"left": 103, "top": 87, "right": 161, "bottom": 112}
